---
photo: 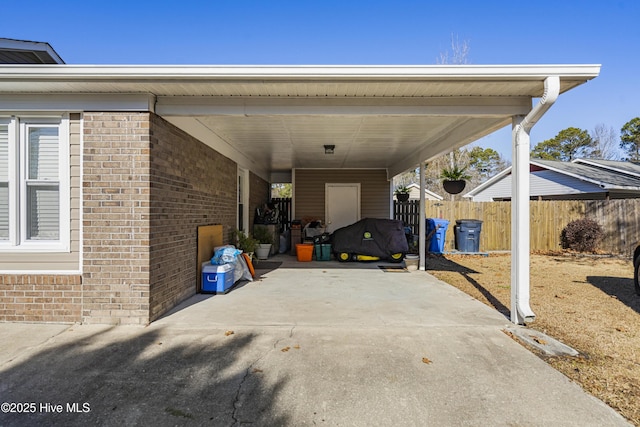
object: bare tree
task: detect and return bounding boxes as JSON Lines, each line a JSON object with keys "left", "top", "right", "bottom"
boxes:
{"left": 436, "top": 34, "right": 471, "bottom": 65}
{"left": 591, "top": 123, "right": 619, "bottom": 160}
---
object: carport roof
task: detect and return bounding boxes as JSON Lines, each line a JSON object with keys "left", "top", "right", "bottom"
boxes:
{"left": 0, "top": 64, "right": 600, "bottom": 179}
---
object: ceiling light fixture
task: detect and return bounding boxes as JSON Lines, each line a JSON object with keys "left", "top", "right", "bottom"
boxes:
{"left": 324, "top": 144, "right": 335, "bottom": 155}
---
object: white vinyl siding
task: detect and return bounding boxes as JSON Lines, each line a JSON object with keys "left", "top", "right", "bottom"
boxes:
{"left": 470, "top": 170, "right": 606, "bottom": 201}
{"left": 0, "top": 116, "right": 69, "bottom": 252}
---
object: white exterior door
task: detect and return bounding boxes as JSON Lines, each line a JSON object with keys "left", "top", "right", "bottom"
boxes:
{"left": 325, "top": 183, "right": 360, "bottom": 233}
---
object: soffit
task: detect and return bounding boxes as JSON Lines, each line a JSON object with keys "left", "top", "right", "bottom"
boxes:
{"left": 0, "top": 64, "right": 600, "bottom": 179}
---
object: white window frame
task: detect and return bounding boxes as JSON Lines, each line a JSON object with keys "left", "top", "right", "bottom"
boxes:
{"left": 0, "top": 114, "right": 70, "bottom": 252}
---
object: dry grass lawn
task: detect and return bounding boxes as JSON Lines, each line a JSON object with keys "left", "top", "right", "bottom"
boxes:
{"left": 426, "top": 253, "right": 640, "bottom": 426}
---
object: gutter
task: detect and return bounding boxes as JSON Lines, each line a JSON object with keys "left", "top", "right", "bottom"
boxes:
{"left": 511, "top": 76, "right": 560, "bottom": 324}
{"left": 0, "top": 64, "right": 602, "bottom": 81}
{"left": 519, "top": 76, "right": 560, "bottom": 133}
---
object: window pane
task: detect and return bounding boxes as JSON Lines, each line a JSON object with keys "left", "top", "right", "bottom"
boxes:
{"left": 29, "top": 126, "right": 59, "bottom": 180}
{"left": 27, "top": 185, "right": 59, "bottom": 240}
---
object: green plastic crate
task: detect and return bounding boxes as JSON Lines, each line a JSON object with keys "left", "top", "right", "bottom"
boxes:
{"left": 314, "top": 243, "right": 331, "bottom": 261}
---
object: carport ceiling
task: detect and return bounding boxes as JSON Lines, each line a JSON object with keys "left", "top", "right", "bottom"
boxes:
{"left": 0, "top": 64, "right": 600, "bottom": 178}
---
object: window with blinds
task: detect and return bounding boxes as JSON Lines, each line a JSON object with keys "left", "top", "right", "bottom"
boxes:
{"left": 26, "top": 126, "right": 60, "bottom": 240}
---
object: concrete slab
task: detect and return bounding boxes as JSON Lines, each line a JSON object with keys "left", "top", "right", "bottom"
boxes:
{"left": 506, "top": 326, "right": 581, "bottom": 357}
{"left": 0, "top": 323, "right": 71, "bottom": 365}
{"left": 0, "top": 255, "right": 631, "bottom": 426}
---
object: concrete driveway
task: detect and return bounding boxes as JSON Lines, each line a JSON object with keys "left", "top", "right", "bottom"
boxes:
{"left": 0, "top": 255, "right": 631, "bottom": 426}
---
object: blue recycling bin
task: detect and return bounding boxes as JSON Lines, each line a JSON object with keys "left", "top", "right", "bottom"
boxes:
{"left": 427, "top": 218, "right": 449, "bottom": 253}
{"left": 454, "top": 219, "right": 483, "bottom": 252}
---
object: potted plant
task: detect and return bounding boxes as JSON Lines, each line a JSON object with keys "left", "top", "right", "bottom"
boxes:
{"left": 253, "top": 225, "right": 274, "bottom": 260}
{"left": 394, "top": 185, "right": 411, "bottom": 202}
{"left": 231, "top": 229, "right": 259, "bottom": 258}
{"left": 441, "top": 165, "right": 471, "bottom": 195}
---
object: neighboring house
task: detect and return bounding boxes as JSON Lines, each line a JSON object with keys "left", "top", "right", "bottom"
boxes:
{"left": 407, "top": 183, "right": 443, "bottom": 201}
{"left": 0, "top": 38, "right": 64, "bottom": 64}
{"left": 0, "top": 38, "right": 599, "bottom": 325}
{"left": 464, "top": 158, "right": 640, "bottom": 201}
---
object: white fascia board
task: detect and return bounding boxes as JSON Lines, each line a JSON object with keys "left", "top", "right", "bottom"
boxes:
{"left": 0, "top": 64, "right": 601, "bottom": 80}
{"left": 164, "top": 116, "right": 270, "bottom": 181}
{"left": 156, "top": 95, "right": 532, "bottom": 117}
{"left": 0, "top": 93, "right": 155, "bottom": 112}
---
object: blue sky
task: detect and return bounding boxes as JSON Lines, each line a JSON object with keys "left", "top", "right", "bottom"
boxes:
{"left": 5, "top": 0, "right": 639, "bottom": 160}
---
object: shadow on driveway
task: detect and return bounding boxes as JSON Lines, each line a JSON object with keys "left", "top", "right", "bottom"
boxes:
{"left": 0, "top": 326, "right": 288, "bottom": 426}
{"left": 426, "top": 255, "right": 511, "bottom": 319}
{"left": 587, "top": 275, "right": 640, "bottom": 315}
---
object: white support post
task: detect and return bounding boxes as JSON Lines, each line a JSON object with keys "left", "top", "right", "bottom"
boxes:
{"left": 511, "top": 116, "right": 535, "bottom": 324}
{"left": 419, "top": 162, "right": 426, "bottom": 270}
{"left": 509, "top": 76, "right": 559, "bottom": 324}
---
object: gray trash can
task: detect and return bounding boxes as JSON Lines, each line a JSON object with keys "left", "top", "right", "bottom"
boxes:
{"left": 454, "top": 219, "right": 483, "bottom": 252}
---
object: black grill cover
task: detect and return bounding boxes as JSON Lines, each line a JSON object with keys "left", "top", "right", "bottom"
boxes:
{"left": 331, "top": 218, "right": 409, "bottom": 259}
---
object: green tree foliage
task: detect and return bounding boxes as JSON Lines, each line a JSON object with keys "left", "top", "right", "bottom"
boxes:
{"left": 531, "top": 127, "right": 596, "bottom": 161}
{"left": 271, "top": 183, "right": 292, "bottom": 198}
{"left": 467, "top": 147, "right": 508, "bottom": 182}
{"left": 620, "top": 117, "right": 640, "bottom": 162}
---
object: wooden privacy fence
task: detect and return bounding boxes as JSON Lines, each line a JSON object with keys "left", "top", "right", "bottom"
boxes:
{"left": 394, "top": 199, "right": 640, "bottom": 257}
{"left": 271, "top": 197, "right": 292, "bottom": 231}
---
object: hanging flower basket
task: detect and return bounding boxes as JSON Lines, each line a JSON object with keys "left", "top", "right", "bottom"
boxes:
{"left": 440, "top": 165, "right": 470, "bottom": 195}
{"left": 443, "top": 179, "right": 466, "bottom": 195}
{"left": 396, "top": 193, "right": 410, "bottom": 202}
{"left": 393, "top": 186, "right": 410, "bottom": 202}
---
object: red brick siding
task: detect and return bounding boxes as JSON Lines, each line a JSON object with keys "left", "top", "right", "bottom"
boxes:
{"left": 0, "top": 275, "right": 82, "bottom": 323}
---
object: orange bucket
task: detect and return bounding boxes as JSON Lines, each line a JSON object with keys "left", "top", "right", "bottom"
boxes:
{"left": 296, "top": 243, "right": 314, "bottom": 262}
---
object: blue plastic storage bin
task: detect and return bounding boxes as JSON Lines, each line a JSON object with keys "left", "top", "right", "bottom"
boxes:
{"left": 427, "top": 218, "right": 449, "bottom": 253}
{"left": 202, "top": 263, "right": 235, "bottom": 294}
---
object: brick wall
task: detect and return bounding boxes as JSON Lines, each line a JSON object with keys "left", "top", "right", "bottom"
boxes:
{"left": 0, "top": 275, "right": 82, "bottom": 322}
{"left": 147, "top": 114, "right": 237, "bottom": 321}
{"left": 1, "top": 112, "right": 240, "bottom": 325}
{"left": 82, "top": 112, "right": 152, "bottom": 325}
{"left": 83, "top": 113, "right": 239, "bottom": 324}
